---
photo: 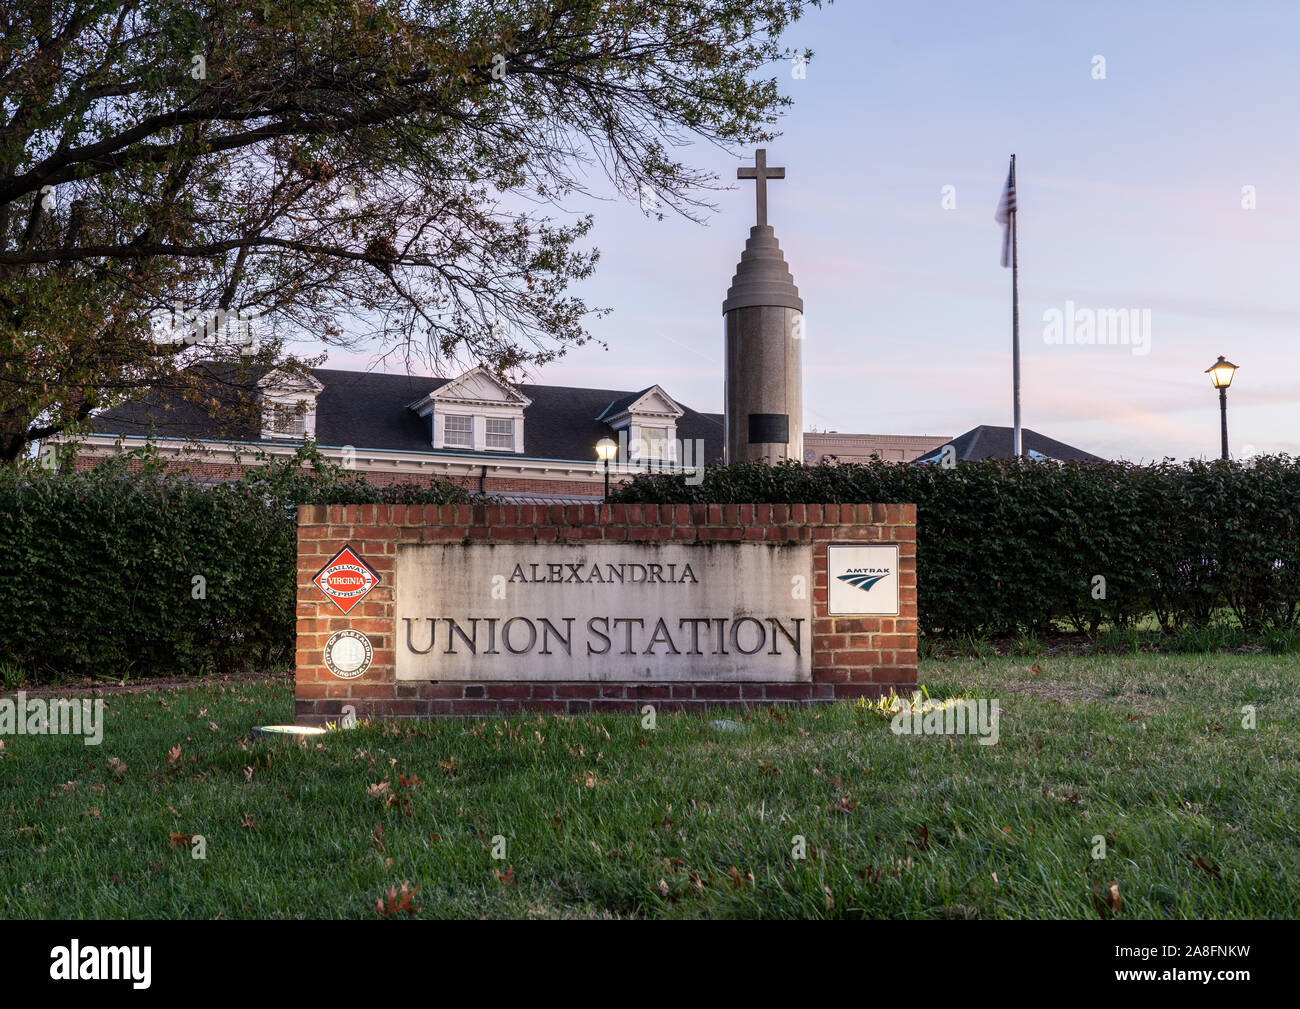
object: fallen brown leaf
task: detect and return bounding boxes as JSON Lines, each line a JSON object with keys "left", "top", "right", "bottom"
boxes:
{"left": 375, "top": 879, "right": 420, "bottom": 917}
{"left": 494, "top": 865, "right": 518, "bottom": 886}
{"left": 728, "top": 865, "right": 753, "bottom": 889}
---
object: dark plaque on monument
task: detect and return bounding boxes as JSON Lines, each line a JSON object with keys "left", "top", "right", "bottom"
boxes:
{"left": 748, "top": 413, "right": 789, "bottom": 444}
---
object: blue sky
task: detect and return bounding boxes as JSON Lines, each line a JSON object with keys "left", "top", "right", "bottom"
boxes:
{"left": 331, "top": 0, "right": 1300, "bottom": 462}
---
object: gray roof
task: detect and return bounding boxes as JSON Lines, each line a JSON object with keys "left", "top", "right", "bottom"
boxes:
{"left": 913, "top": 425, "right": 1104, "bottom": 463}
{"left": 594, "top": 388, "right": 655, "bottom": 421}
{"left": 86, "top": 365, "right": 725, "bottom": 464}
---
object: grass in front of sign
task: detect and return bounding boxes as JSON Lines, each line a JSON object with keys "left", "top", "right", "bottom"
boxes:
{"left": 2, "top": 654, "right": 1296, "bottom": 919}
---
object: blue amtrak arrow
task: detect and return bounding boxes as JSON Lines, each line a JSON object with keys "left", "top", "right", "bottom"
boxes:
{"left": 837, "top": 571, "right": 888, "bottom": 592}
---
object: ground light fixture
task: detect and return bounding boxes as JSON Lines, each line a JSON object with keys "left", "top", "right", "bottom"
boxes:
{"left": 1204, "top": 355, "right": 1238, "bottom": 461}
{"left": 595, "top": 437, "right": 618, "bottom": 500}
{"left": 250, "top": 724, "right": 329, "bottom": 741}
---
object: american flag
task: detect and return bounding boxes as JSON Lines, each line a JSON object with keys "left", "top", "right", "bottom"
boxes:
{"left": 994, "top": 155, "right": 1016, "bottom": 268}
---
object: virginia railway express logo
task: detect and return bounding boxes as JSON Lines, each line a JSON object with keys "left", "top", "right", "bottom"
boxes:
{"left": 313, "top": 546, "right": 381, "bottom": 614}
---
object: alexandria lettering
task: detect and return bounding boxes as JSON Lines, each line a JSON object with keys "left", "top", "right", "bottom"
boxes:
{"left": 507, "top": 562, "right": 698, "bottom": 585}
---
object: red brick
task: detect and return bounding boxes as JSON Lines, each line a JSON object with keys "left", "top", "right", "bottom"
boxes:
{"left": 592, "top": 700, "right": 637, "bottom": 713}
{"left": 693, "top": 684, "right": 741, "bottom": 699}
{"left": 555, "top": 684, "right": 601, "bottom": 698}
{"left": 414, "top": 683, "right": 465, "bottom": 699}
{"left": 452, "top": 700, "right": 500, "bottom": 715}
{"left": 764, "top": 684, "right": 815, "bottom": 700}
{"left": 486, "top": 684, "right": 533, "bottom": 698}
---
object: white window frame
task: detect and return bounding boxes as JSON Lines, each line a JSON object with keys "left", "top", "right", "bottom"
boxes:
{"left": 639, "top": 425, "right": 669, "bottom": 459}
{"left": 271, "top": 403, "right": 306, "bottom": 437}
{"left": 443, "top": 414, "right": 474, "bottom": 448}
{"left": 484, "top": 416, "right": 514, "bottom": 451}
{"left": 261, "top": 397, "right": 315, "bottom": 440}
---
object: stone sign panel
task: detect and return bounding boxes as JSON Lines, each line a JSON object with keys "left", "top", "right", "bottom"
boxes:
{"left": 394, "top": 542, "right": 812, "bottom": 682}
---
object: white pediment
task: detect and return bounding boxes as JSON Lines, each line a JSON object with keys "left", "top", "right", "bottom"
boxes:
{"left": 628, "top": 387, "right": 684, "bottom": 418}
{"left": 598, "top": 385, "right": 685, "bottom": 426}
{"left": 257, "top": 367, "right": 324, "bottom": 396}
{"left": 414, "top": 366, "right": 531, "bottom": 413}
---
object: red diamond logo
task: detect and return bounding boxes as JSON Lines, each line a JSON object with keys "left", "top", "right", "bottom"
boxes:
{"left": 313, "top": 546, "right": 381, "bottom": 614}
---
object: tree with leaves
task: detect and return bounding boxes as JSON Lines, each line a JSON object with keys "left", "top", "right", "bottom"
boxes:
{"left": 0, "top": 0, "right": 823, "bottom": 462}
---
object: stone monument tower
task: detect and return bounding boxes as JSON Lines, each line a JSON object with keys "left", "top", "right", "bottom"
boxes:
{"left": 723, "top": 149, "right": 803, "bottom": 464}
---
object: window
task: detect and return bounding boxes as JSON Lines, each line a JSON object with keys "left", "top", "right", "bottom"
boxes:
{"left": 485, "top": 417, "right": 514, "bottom": 450}
{"left": 268, "top": 402, "right": 306, "bottom": 438}
{"left": 443, "top": 414, "right": 473, "bottom": 447}
{"left": 640, "top": 426, "right": 668, "bottom": 459}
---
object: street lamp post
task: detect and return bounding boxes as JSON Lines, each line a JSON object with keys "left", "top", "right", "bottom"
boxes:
{"left": 1204, "top": 356, "right": 1238, "bottom": 461}
{"left": 595, "top": 438, "right": 618, "bottom": 500}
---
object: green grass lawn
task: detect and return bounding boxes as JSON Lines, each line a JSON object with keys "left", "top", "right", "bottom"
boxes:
{"left": 2, "top": 654, "right": 1296, "bottom": 919}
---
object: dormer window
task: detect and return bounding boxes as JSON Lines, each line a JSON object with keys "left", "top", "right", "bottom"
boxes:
{"left": 409, "top": 366, "right": 531, "bottom": 454}
{"left": 485, "top": 418, "right": 515, "bottom": 450}
{"left": 269, "top": 403, "right": 307, "bottom": 438}
{"left": 595, "top": 385, "right": 686, "bottom": 465}
{"left": 443, "top": 414, "right": 474, "bottom": 448}
{"left": 640, "top": 426, "right": 669, "bottom": 459}
{"left": 258, "top": 368, "right": 324, "bottom": 441}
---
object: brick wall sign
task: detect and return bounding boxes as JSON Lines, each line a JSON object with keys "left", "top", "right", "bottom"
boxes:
{"left": 295, "top": 503, "right": 917, "bottom": 722}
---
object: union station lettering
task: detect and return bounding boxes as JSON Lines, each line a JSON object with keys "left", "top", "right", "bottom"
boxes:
{"left": 404, "top": 614, "right": 802, "bottom": 657}
{"left": 394, "top": 542, "right": 814, "bottom": 682}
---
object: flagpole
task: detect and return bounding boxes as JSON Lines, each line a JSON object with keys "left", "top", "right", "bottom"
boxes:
{"left": 1010, "top": 154, "right": 1021, "bottom": 459}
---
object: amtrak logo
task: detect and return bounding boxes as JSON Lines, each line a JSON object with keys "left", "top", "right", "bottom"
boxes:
{"left": 827, "top": 545, "right": 900, "bottom": 616}
{"left": 838, "top": 568, "right": 890, "bottom": 592}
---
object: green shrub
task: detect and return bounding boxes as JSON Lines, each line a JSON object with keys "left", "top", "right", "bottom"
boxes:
{"left": 611, "top": 456, "right": 1300, "bottom": 639}
{"left": 0, "top": 443, "right": 472, "bottom": 682}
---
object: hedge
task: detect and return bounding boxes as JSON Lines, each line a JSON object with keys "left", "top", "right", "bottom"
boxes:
{"left": 609, "top": 457, "right": 1300, "bottom": 638}
{"left": 0, "top": 444, "right": 472, "bottom": 682}
{"left": 6, "top": 448, "right": 1298, "bottom": 682}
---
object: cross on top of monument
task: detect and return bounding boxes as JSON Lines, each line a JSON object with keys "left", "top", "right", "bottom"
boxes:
{"left": 737, "top": 148, "right": 785, "bottom": 228}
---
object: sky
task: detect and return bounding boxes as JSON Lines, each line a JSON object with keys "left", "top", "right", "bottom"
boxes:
{"left": 325, "top": 0, "right": 1300, "bottom": 463}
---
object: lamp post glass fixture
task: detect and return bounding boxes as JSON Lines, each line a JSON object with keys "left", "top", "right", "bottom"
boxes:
{"left": 1205, "top": 355, "right": 1238, "bottom": 461}
{"left": 595, "top": 438, "right": 618, "bottom": 499}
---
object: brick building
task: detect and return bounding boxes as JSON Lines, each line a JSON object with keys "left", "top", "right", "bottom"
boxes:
{"left": 66, "top": 364, "right": 724, "bottom": 500}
